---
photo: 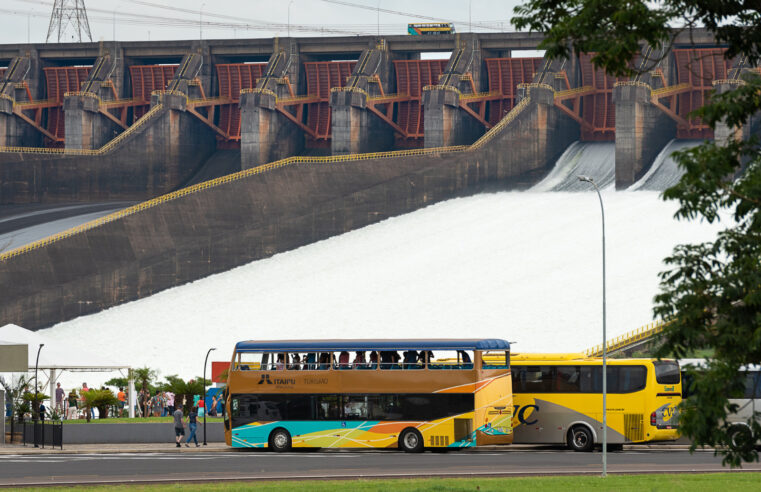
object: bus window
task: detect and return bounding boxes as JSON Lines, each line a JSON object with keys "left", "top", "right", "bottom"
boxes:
{"left": 556, "top": 366, "right": 581, "bottom": 392}
{"left": 580, "top": 366, "right": 647, "bottom": 393}
{"left": 317, "top": 395, "right": 340, "bottom": 419}
{"left": 743, "top": 371, "right": 761, "bottom": 398}
{"left": 429, "top": 350, "right": 464, "bottom": 369}
{"left": 523, "top": 366, "right": 554, "bottom": 393}
{"left": 238, "top": 352, "right": 267, "bottom": 370}
{"left": 235, "top": 395, "right": 285, "bottom": 420}
{"left": 285, "top": 395, "right": 313, "bottom": 420}
{"left": 342, "top": 395, "right": 369, "bottom": 419}
{"left": 653, "top": 361, "right": 680, "bottom": 384}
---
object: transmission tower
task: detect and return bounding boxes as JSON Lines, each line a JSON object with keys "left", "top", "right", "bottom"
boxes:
{"left": 46, "top": 0, "right": 93, "bottom": 43}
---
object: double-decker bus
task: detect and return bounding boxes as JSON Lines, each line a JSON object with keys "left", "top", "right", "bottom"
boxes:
{"left": 508, "top": 353, "right": 681, "bottom": 451}
{"left": 407, "top": 23, "right": 455, "bottom": 35}
{"left": 223, "top": 339, "right": 512, "bottom": 452}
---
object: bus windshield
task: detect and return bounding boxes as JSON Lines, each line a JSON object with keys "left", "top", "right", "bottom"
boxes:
{"left": 653, "top": 361, "right": 680, "bottom": 384}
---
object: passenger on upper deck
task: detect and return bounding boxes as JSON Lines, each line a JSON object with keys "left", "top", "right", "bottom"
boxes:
{"left": 369, "top": 351, "right": 378, "bottom": 369}
{"left": 289, "top": 354, "right": 302, "bottom": 370}
{"left": 403, "top": 350, "right": 420, "bottom": 369}
{"left": 457, "top": 350, "right": 473, "bottom": 369}
{"left": 318, "top": 353, "right": 331, "bottom": 370}
{"left": 276, "top": 354, "right": 286, "bottom": 370}
{"left": 338, "top": 351, "right": 350, "bottom": 369}
{"left": 352, "top": 351, "right": 366, "bottom": 368}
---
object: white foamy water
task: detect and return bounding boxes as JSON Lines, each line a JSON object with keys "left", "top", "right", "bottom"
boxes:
{"left": 39, "top": 190, "right": 725, "bottom": 385}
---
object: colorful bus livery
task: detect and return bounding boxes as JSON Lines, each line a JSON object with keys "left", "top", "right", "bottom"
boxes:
{"left": 224, "top": 339, "right": 513, "bottom": 452}
{"left": 509, "top": 354, "right": 681, "bottom": 451}
{"left": 407, "top": 23, "right": 455, "bottom": 35}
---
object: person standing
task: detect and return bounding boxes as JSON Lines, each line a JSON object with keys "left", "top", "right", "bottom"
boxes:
{"left": 117, "top": 388, "right": 126, "bottom": 418}
{"left": 81, "top": 382, "right": 94, "bottom": 419}
{"left": 54, "top": 383, "right": 65, "bottom": 415}
{"left": 166, "top": 391, "right": 175, "bottom": 417}
{"left": 67, "top": 390, "right": 78, "bottom": 420}
{"left": 185, "top": 406, "right": 200, "bottom": 447}
{"left": 173, "top": 407, "right": 185, "bottom": 448}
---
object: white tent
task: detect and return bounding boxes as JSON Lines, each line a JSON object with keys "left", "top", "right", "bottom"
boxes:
{"left": 0, "top": 324, "right": 135, "bottom": 417}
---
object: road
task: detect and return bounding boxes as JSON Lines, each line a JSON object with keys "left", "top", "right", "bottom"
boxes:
{"left": 1, "top": 448, "right": 759, "bottom": 486}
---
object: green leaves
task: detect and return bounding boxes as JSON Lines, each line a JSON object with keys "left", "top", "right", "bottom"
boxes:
{"left": 512, "top": 0, "right": 761, "bottom": 467}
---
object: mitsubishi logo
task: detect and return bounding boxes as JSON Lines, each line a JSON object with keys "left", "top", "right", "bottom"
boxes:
{"left": 258, "top": 374, "right": 273, "bottom": 385}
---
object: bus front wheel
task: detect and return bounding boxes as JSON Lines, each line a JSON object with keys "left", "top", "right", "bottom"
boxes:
{"left": 568, "top": 425, "right": 594, "bottom": 452}
{"left": 728, "top": 424, "right": 754, "bottom": 453}
{"left": 268, "top": 428, "right": 292, "bottom": 452}
{"left": 399, "top": 428, "right": 424, "bottom": 453}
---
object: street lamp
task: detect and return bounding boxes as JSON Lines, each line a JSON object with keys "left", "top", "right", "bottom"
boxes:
{"left": 200, "top": 3, "right": 205, "bottom": 40}
{"left": 578, "top": 175, "right": 607, "bottom": 477}
{"left": 33, "top": 343, "right": 44, "bottom": 447}
{"left": 202, "top": 347, "right": 217, "bottom": 446}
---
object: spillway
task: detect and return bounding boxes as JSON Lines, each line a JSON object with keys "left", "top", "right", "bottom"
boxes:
{"left": 36, "top": 191, "right": 725, "bottom": 383}
{"left": 532, "top": 142, "right": 616, "bottom": 191}
{"left": 629, "top": 140, "right": 702, "bottom": 191}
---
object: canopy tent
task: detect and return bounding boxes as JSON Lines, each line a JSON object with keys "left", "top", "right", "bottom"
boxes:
{"left": 0, "top": 324, "right": 135, "bottom": 417}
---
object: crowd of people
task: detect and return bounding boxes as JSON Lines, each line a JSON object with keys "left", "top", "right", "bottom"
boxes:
{"left": 257, "top": 350, "right": 473, "bottom": 371}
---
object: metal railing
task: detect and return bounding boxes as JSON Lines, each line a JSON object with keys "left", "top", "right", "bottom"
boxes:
{"left": 0, "top": 103, "right": 164, "bottom": 156}
{"left": 469, "top": 95, "right": 531, "bottom": 150}
{"left": 63, "top": 91, "right": 101, "bottom": 102}
{"left": 422, "top": 84, "right": 462, "bottom": 95}
{"left": 651, "top": 83, "right": 690, "bottom": 98}
{"left": 554, "top": 85, "right": 594, "bottom": 99}
{"left": 20, "top": 419, "right": 63, "bottom": 449}
{"left": 712, "top": 79, "right": 746, "bottom": 86}
{"left": 584, "top": 320, "right": 670, "bottom": 357}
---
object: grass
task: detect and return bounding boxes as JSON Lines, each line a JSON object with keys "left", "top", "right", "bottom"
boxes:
{"left": 9, "top": 474, "right": 761, "bottom": 491}
{"left": 60, "top": 416, "right": 224, "bottom": 424}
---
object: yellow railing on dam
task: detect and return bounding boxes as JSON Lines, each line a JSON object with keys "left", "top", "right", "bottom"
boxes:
{"left": 584, "top": 320, "right": 670, "bottom": 357}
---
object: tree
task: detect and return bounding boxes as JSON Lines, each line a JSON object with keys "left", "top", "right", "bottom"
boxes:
{"left": 160, "top": 375, "right": 208, "bottom": 415}
{"left": 130, "top": 367, "right": 158, "bottom": 393}
{"left": 81, "top": 389, "right": 119, "bottom": 420}
{"left": 513, "top": 0, "right": 761, "bottom": 466}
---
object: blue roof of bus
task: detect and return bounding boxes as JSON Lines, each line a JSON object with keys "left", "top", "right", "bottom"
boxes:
{"left": 234, "top": 339, "right": 510, "bottom": 352}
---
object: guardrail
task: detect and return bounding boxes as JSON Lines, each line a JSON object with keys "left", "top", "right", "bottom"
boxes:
{"left": 584, "top": 320, "right": 670, "bottom": 357}
{"left": 469, "top": 93, "right": 531, "bottom": 150}
{"left": 554, "top": 85, "right": 594, "bottom": 99}
{"left": 712, "top": 79, "right": 746, "bottom": 86}
{"left": 651, "top": 83, "right": 690, "bottom": 98}
{"left": 0, "top": 103, "right": 164, "bottom": 156}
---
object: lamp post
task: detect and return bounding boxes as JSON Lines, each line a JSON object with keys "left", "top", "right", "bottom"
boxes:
{"left": 578, "top": 175, "right": 607, "bottom": 477}
{"left": 200, "top": 3, "right": 205, "bottom": 40}
{"left": 202, "top": 347, "right": 216, "bottom": 445}
{"left": 33, "top": 343, "right": 44, "bottom": 447}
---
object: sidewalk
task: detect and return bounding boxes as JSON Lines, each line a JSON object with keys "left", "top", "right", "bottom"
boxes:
{"left": 0, "top": 442, "right": 700, "bottom": 455}
{"left": 0, "top": 442, "right": 230, "bottom": 455}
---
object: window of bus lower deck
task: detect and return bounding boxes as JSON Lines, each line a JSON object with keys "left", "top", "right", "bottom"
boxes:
{"left": 512, "top": 365, "right": 647, "bottom": 393}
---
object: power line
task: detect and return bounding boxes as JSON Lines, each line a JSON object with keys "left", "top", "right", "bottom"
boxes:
{"left": 46, "top": 0, "right": 92, "bottom": 42}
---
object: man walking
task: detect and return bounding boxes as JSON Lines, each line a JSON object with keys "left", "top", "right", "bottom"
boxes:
{"left": 54, "top": 383, "right": 65, "bottom": 416}
{"left": 185, "top": 406, "right": 201, "bottom": 447}
{"left": 173, "top": 407, "right": 185, "bottom": 448}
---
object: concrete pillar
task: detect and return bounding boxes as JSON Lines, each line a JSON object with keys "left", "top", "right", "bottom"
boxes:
{"left": 0, "top": 389, "right": 4, "bottom": 444}
{"left": 423, "top": 87, "right": 483, "bottom": 148}
{"left": 330, "top": 89, "right": 394, "bottom": 155}
{"left": 64, "top": 94, "right": 99, "bottom": 150}
{"left": 240, "top": 90, "right": 303, "bottom": 169}
{"left": 713, "top": 80, "right": 746, "bottom": 146}
{"left": 0, "top": 96, "right": 23, "bottom": 147}
{"left": 613, "top": 83, "right": 676, "bottom": 189}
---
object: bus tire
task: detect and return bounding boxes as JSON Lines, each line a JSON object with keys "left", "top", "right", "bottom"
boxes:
{"left": 568, "top": 425, "right": 594, "bottom": 452}
{"left": 399, "top": 428, "right": 424, "bottom": 453}
{"left": 268, "top": 428, "right": 292, "bottom": 452}
{"left": 728, "top": 424, "right": 754, "bottom": 453}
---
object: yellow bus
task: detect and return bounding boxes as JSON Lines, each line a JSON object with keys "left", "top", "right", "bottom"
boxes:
{"left": 509, "top": 353, "right": 681, "bottom": 451}
{"left": 407, "top": 23, "right": 455, "bottom": 35}
{"left": 223, "top": 339, "right": 512, "bottom": 452}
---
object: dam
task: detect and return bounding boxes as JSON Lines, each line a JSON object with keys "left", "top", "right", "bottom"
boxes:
{"left": 0, "top": 29, "right": 753, "bottom": 330}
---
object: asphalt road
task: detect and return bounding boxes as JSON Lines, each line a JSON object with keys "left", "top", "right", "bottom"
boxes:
{"left": 1, "top": 448, "right": 759, "bottom": 486}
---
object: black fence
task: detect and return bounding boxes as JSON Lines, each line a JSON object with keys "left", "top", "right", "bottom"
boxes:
{"left": 18, "top": 419, "right": 63, "bottom": 449}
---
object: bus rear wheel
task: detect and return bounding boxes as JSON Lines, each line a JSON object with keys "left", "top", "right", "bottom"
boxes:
{"left": 728, "top": 425, "right": 754, "bottom": 453}
{"left": 399, "top": 428, "right": 424, "bottom": 453}
{"left": 268, "top": 428, "right": 292, "bottom": 452}
{"left": 568, "top": 425, "right": 594, "bottom": 452}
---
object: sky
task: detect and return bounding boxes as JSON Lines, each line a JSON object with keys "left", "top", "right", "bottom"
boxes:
{"left": 0, "top": 0, "right": 524, "bottom": 45}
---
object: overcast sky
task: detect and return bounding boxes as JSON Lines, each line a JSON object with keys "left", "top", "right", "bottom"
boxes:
{"left": 1, "top": 0, "right": 525, "bottom": 45}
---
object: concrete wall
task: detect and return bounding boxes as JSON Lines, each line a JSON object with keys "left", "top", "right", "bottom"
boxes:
{"left": 62, "top": 422, "right": 225, "bottom": 444}
{"left": 0, "top": 104, "right": 216, "bottom": 204}
{"left": 0, "top": 86, "right": 579, "bottom": 330}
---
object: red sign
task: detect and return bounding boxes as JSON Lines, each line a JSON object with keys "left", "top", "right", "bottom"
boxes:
{"left": 211, "top": 361, "right": 230, "bottom": 383}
